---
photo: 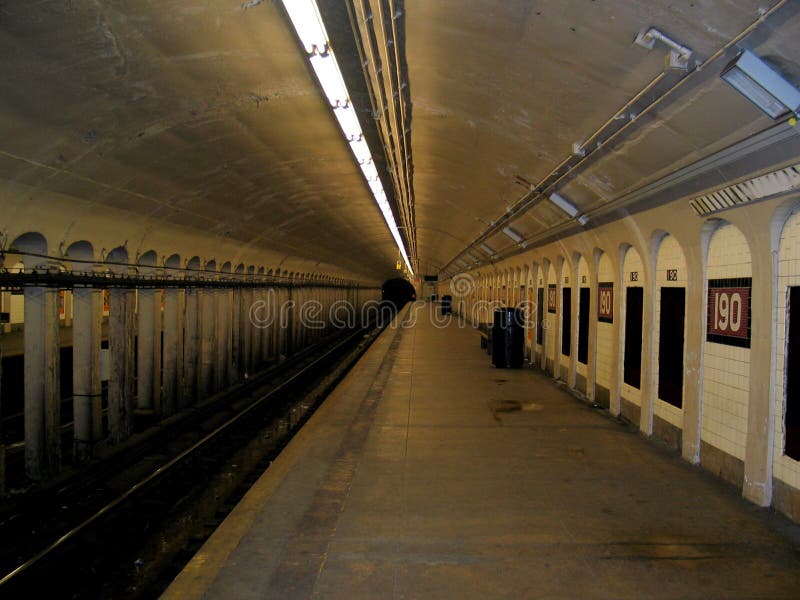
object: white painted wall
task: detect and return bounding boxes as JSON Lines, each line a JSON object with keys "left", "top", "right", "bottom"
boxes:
{"left": 702, "top": 223, "right": 752, "bottom": 462}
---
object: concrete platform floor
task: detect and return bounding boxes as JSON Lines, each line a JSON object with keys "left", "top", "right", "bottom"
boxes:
{"left": 165, "top": 304, "right": 800, "bottom": 599}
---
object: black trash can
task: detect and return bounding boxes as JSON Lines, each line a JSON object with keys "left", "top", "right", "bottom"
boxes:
{"left": 492, "top": 307, "right": 524, "bottom": 368}
{"left": 441, "top": 294, "right": 452, "bottom": 315}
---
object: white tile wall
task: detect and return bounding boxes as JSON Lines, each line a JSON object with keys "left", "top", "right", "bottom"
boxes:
{"left": 654, "top": 235, "right": 687, "bottom": 428}
{"left": 596, "top": 254, "right": 615, "bottom": 390}
{"left": 622, "top": 248, "right": 644, "bottom": 406}
{"left": 775, "top": 212, "right": 800, "bottom": 489}
{"left": 702, "top": 224, "right": 752, "bottom": 461}
{"left": 577, "top": 257, "right": 590, "bottom": 377}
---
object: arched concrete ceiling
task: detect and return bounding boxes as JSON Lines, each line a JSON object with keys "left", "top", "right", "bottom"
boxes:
{"left": 2, "top": 1, "right": 800, "bottom": 281}
{"left": 404, "top": 0, "right": 800, "bottom": 274}
{"left": 0, "top": 1, "right": 400, "bottom": 281}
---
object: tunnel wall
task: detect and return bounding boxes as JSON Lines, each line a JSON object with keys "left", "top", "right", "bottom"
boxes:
{"left": 0, "top": 228, "right": 382, "bottom": 481}
{"left": 441, "top": 188, "right": 800, "bottom": 524}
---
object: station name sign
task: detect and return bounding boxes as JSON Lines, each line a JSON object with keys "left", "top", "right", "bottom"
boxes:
{"left": 706, "top": 278, "right": 751, "bottom": 348}
{"left": 598, "top": 282, "right": 613, "bottom": 323}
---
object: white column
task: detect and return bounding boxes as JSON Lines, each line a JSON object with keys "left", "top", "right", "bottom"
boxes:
{"left": 136, "top": 289, "right": 161, "bottom": 411}
{"left": 231, "top": 287, "right": 242, "bottom": 380}
{"left": 252, "top": 288, "right": 262, "bottom": 370}
{"left": 23, "top": 285, "right": 61, "bottom": 479}
{"left": 162, "top": 287, "right": 182, "bottom": 415}
{"left": 182, "top": 288, "right": 200, "bottom": 406}
{"left": 72, "top": 286, "right": 102, "bottom": 461}
{"left": 200, "top": 289, "right": 216, "bottom": 398}
{"left": 108, "top": 288, "right": 136, "bottom": 443}
{"left": 215, "top": 288, "right": 230, "bottom": 390}
{"left": 260, "top": 287, "right": 270, "bottom": 364}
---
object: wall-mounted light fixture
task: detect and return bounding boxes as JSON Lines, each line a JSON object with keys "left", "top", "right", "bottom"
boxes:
{"left": 282, "top": 0, "right": 413, "bottom": 274}
{"left": 479, "top": 243, "right": 495, "bottom": 256}
{"left": 502, "top": 226, "right": 524, "bottom": 244}
{"left": 548, "top": 193, "right": 579, "bottom": 218}
{"left": 721, "top": 49, "right": 800, "bottom": 119}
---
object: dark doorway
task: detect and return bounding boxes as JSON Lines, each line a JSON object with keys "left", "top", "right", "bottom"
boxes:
{"left": 536, "top": 288, "right": 544, "bottom": 345}
{"left": 658, "top": 287, "right": 685, "bottom": 408}
{"left": 562, "top": 287, "right": 571, "bottom": 357}
{"left": 381, "top": 278, "right": 416, "bottom": 310}
{"left": 785, "top": 287, "right": 800, "bottom": 459}
{"left": 578, "top": 288, "right": 590, "bottom": 364}
{"left": 624, "top": 287, "right": 643, "bottom": 388}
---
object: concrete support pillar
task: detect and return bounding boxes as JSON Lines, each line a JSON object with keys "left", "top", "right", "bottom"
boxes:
{"left": 269, "top": 288, "right": 279, "bottom": 360}
{"left": 199, "top": 289, "right": 216, "bottom": 398}
{"left": 242, "top": 288, "right": 252, "bottom": 376}
{"left": 568, "top": 262, "right": 579, "bottom": 389}
{"left": 260, "top": 288, "right": 270, "bottom": 363}
{"left": 136, "top": 289, "right": 161, "bottom": 411}
{"left": 286, "top": 287, "right": 297, "bottom": 356}
{"left": 231, "top": 288, "right": 242, "bottom": 380}
{"left": 540, "top": 268, "right": 549, "bottom": 372}
{"left": 162, "top": 288, "right": 183, "bottom": 416}
{"left": 72, "top": 287, "right": 102, "bottom": 461}
{"left": 639, "top": 272, "right": 657, "bottom": 436}
{"left": 742, "top": 248, "right": 776, "bottom": 505}
{"left": 586, "top": 275, "right": 598, "bottom": 402}
{"left": 682, "top": 258, "right": 706, "bottom": 464}
{"left": 250, "top": 288, "right": 263, "bottom": 372}
{"left": 108, "top": 288, "right": 136, "bottom": 443}
{"left": 609, "top": 257, "right": 624, "bottom": 417}
{"left": 554, "top": 266, "right": 564, "bottom": 381}
{"left": 182, "top": 288, "right": 200, "bottom": 406}
{"left": 295, "top": 286, "right": 304, "bottom": 350}
{"left": 215, "top": 289, "right": 231, "bottom": 390}
{"left": 23, "top": 286, "right": 61, "bottom": 480}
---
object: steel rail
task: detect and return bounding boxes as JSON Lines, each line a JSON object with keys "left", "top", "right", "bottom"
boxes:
{"left": 0, "top": 318, "right": 385, "bottom": 588}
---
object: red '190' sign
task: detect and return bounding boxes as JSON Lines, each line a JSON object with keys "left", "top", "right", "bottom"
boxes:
{"left": 598, "top": 283, "right": 613, "bottom": 323}
{"left": 707, "top": 284, "right": 750, "bottom": 342}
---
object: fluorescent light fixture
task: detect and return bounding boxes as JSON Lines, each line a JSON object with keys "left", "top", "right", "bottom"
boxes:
{"left": 479, "top": 243, "right": 495, "bottom": 256}
{"left": 548, "top": 192, "right": 580, "bottom": 218}
{"left": 282, "top": 0, "right": 413, "bottom": 275}
{"left": 502, "top": 226, "right": 524, "bottom": 244}
{"left": 467, "top": 252, "right": 480, "bottom": 263}
{"left": 456, "top": 258, "right": 468, "bottom": 267}
{"left": 721, "top": 49, "right": 800, "bottom": 119}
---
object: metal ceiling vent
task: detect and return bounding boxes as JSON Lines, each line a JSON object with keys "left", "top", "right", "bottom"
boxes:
{"left": 689, "top": 163, "right": 800, "bottom": 216}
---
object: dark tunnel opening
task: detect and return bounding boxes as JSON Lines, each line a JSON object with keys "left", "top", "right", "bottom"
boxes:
{"left": 381, "top": 277, "right": 417, "bottom": 310}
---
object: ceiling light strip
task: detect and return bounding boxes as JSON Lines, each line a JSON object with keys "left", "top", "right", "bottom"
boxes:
{"left": 282, "top": 0, "right": 413, "bottom": 275}
{"left": 346, "top": 0, "right": 417, "bottom": 266}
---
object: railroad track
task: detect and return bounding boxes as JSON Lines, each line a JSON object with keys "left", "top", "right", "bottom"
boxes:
{"left": 0, "top": 316, "right": 390, "bottom": 597}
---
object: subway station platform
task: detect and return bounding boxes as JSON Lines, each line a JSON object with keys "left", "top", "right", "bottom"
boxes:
{"left": 164, "top": 304, "right": 800, "bottom": 599}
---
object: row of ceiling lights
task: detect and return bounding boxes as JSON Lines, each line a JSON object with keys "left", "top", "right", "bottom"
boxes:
{"left": 281, "top": 0, "right": 414, "bottom": 276}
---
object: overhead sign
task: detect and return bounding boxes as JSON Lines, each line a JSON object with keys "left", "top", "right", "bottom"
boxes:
{"left": 547, "top": 284, "right": 557, "bottom": 313}
{"left": 598, "top": 282, "right": 613, "bottom": 323}
{"left": 707, "top": 278, "right": 751, "bottom": 348}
